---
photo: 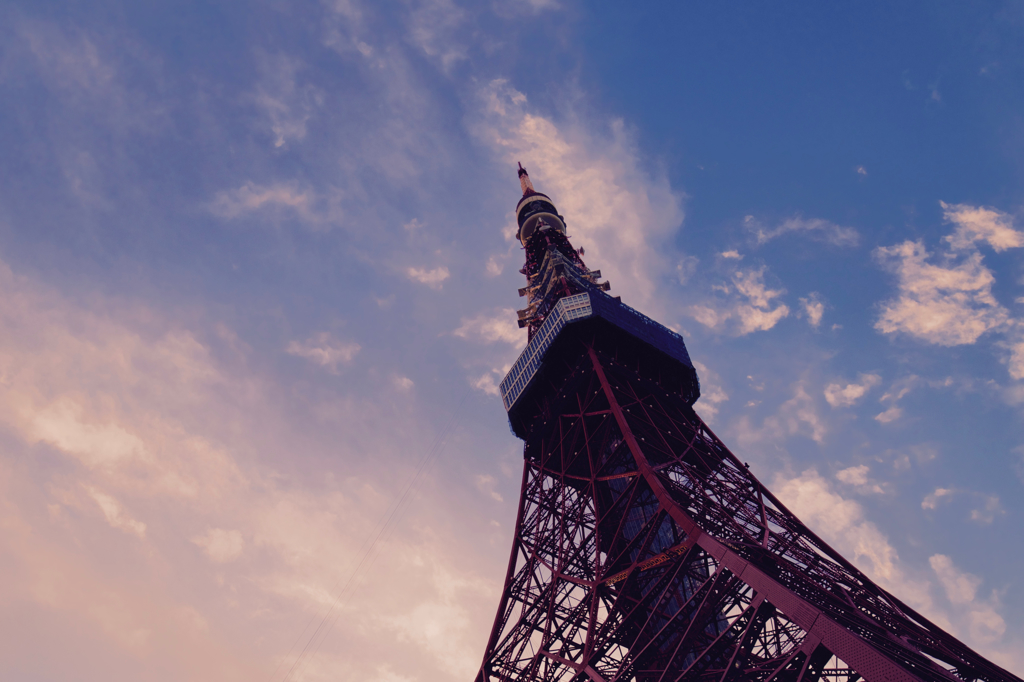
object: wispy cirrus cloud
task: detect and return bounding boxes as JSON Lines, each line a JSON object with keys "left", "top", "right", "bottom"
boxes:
{"left": 922, "top": 487, "right": 1005, "bottom": 524}
{"left": 0, "top": 252, "right": 498, "bottom": 681}
{"left": 744, "top": 214, "right": 859, "bottom": 247}
{"left": 406, "top": 265, "right": 451, "bottom": 289}
{"left": 251, "top": 51, "right": 325, "bottom": 148}
{"left": 210, "top": 181, "right": 343, "bottom": 227}
{"left": 286, "top": 332, "right": 361, "bottom": 372}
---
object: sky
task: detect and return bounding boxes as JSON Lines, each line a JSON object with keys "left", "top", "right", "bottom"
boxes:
{"left": 0, "top": 1, "right": 1023, "bottom": 680}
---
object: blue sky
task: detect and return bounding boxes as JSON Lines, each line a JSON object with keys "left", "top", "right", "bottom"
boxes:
{"left": 0, "top": 1, "right": 1022, "bottom": 680}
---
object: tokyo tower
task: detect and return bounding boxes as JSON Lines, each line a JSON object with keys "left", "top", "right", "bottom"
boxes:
{"left": 474, "top": 165, "right": 1021, "bottom": 682}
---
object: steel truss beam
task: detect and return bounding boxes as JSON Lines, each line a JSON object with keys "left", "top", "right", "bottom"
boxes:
{"left": 476, "top": 346, "right": 1021, "bottom": 682}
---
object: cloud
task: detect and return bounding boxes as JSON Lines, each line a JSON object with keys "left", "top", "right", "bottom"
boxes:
{"left": 941, "top": 202, "right": 1024, "bottom": 253}
{"left": 406, "top": 265, "right": 450, "bottom": 289}
{"left": 874, "top": 240, "right": 1009, "bottom": 346}
{"left": 210, "top": 181, "right": 340, "bottom": 225}
{"left": 745, "top": 215, "right": 859, "bottom": 247}
{"left": 824, "top": 373, "right": 881, "bottom": 407}
{"left": 874, "top": 406, "right": 902, "bottom": 423}
{"left": 0, "top": 252, "right": 502, "bottom": 681}
{"left": 692, "top": 361, "right": 728, "bottom": 423}
{"left": 30, "top": 398, "right": 147, "bottom": 470}
{"left": 191, "top": 528, "right": 244, "bottom": 563}
{"left": 454, "top": 309, "right": 524, "bottom": 347}
{"left": 929, "top": 555, "right": 1006, "bottom": 644}
{"left": 969, "top": 495, "right": 1004, "bottom": 524}
{"left": 87, "top": 487, "right": 147, "bottom": 538}
{"left": 875, "top": 203, "right": 1023, "bottom": 354}
{"left": 835, "top": 465, "right": 887, "bottom": 494}
{"left": 1004, "top": 337, "right": 1024, "bottom": 380}
{"left": 286, "top": 332, "right": 361, "bottom": 372}
{"left": 720, "top": 250, "right": 743, "bottom": 260}
{"left": 471, "top": 371, "right": 502, "bottom": 397}
{"left": 799, "top": 293, "right": 825, "bottom": 328}
{"left": 736, "top": 382, "right": 827, "bottom": 446}
{"left": 485, "top": 256, "right": 502, "bottom": 277}
{"left": 922, "top": 487, "right": 955, "bottom": 510}
{"left": 690, "top": 266, "right": 790, "bottom": 335}
{"left": 922, "top": 488, "right": 1004, "bottom": 524}
{"left": 251, "top": 51, "right": 325, "bottom": 148}
{"left": 774, "top": 470, "right": 915, "bottom": 596}
{"left": 473, "top": 475, "right": 503, "bottom": 503}
{"left": 930, "top": 554, "right": 980, "bottom": 604}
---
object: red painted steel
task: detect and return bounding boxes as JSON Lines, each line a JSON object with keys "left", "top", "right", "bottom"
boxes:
{"left": 476, "top": 167, "right": 1020, "bottom": 682}
{"left": 476, "top": 342, "right": 1020, "bottom": 682}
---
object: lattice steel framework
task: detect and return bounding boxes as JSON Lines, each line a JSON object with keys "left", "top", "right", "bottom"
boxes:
{"left": 475, "top": 167, "right": 1021, "bottom": 682}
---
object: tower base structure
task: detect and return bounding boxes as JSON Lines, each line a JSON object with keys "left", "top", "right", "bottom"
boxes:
{"left": 477, "top": 289, "right": 1019, "bottom": 682}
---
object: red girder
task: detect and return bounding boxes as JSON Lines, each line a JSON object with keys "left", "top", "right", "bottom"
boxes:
{"left": 476, "top": 346, "right": 1020, "bottom": 682}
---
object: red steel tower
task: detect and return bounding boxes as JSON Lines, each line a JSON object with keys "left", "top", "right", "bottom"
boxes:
{"left": 475, "top": 166, "right": 1021, "bottom": 682}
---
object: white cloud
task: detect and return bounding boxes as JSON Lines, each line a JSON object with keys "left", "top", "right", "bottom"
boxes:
{"left": 392, "top": 375, "right": 415, "bottom": 392}
{"left": 485, "top": 256, "right": 502, "bottom": 277}
{"left": 874, "top": 405, "right": 903, "bottom": 423}
{"left": 799, "top": 293, "right": 825, "bottom": 328}
{"left": 835, "top": 465, "right": 886, "bottom": 494}
{"left": 1005, "top": 337, "right": 1024, "bottom": 380}
{"left": 835, "top": 465, "right": 869, "bottom": 486}
{"left": 675, "top": 255, "right": 699, "bottom": 284}
{"left": 735, "top": 382, "right": 827, "bottom": 446}
{"left": 210, "top": 181, "right": 338, "bottom": 225}
{"left": 744, "top": 215, "right": 859, "bottom": 247}
{"left": 406, "top": 266, "right": 450, "bottom": 289}
{"left": 941, "top": 202, "right": 1024, "bottom": 253}
{"left": 691, "top": 266, "right": 790, "bottom": 335}
{"left": 191, "top": 528, "right": 244, "bottom": 563}
{"left": 454, "top": 309, "right": 524, "bottom": 347}
{"left": 969, "top": 495, "right": 1004, "bottom": 524}
{"left": 473, "top": 475, "right": 503, "bottom": 503}
{"left": 921, "top": 488, "right": 1003, "bottom": 524}
{"left": 29, "top": 398, "right": 147, "bottom": 469}
{"left": 471, "top": 371, "right": 501, "bottom": 397}
{"left": 929, "top": 555, "right": 1006, "bottom": 644}
{"left": 407, "top": 0, "right": 468, "bottom": 71}
{"left": 930, "top": 554, "right": 980, "bottom": 604}
{"left": 87, "top": 487, "right": 147, "bottom": 539}
{"left": 774, "top": 471, "right": 912, "bottom": 595}
{"left": 824, "top": 373, "right": 881, "bottom": 408}
{"left": 286, "top": 332, "right": 361, "bottom": 372}
{"left": 856, "top": 166, "right": 868, "bottom": 177}
{"left": 251, "top": 51, "right": 324, "bottom": 148}
{"left": 922, "top": 487, "right": 955, "bottom": 510}
{"left": 875, "top": 240, "right": 1009, "bottom": 346}
{"left": 719, "top": 250, "right": 743, "bottom": 260}
{"left": 692, "top": 361, "right": 728, "bottom": 423}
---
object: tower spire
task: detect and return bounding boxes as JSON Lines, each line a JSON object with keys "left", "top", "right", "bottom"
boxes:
{"left": 512, "top": 165, "right": 611, "bottom": 341}
{"left": 518, "top": 162, "right": 535, "bottom": 196}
